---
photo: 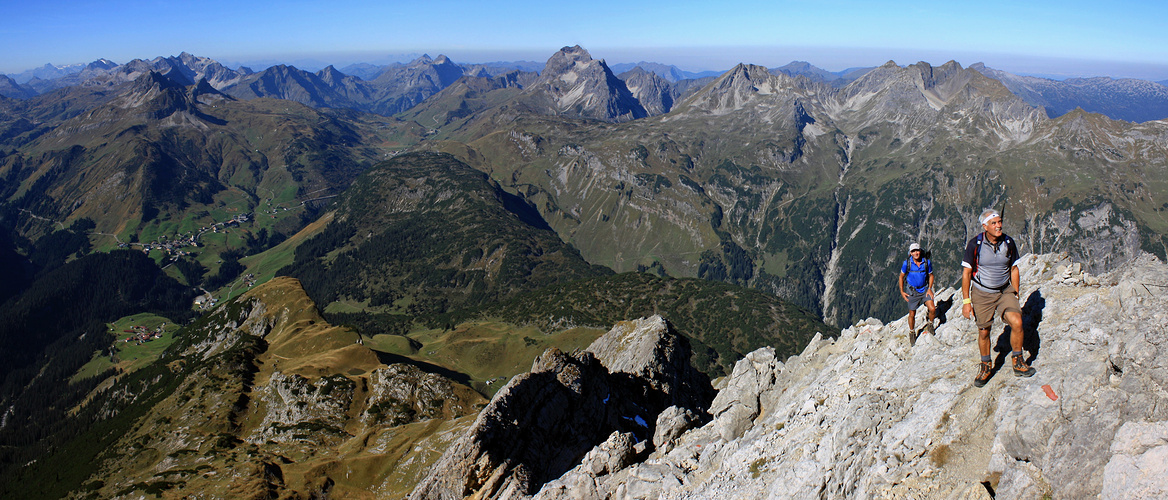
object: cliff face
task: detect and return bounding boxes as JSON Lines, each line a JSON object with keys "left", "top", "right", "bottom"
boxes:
{"left": 419, "top": 253, "right": 1168, "bottom": 499}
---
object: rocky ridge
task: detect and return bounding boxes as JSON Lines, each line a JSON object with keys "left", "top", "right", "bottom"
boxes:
{"left": 408, "top": 315, "right": 715, "bottom": 499}
{"left": 420, "top": 253, "right": 1168, "bottom": 499}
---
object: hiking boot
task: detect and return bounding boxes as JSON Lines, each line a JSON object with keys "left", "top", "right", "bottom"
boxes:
{"left": 1013, "top": 354, "right": 1036, "bottom": 377}
{"left": 973, "top": 361, "right": 992, "bottom": 388}
{"left": 924, "top": 323, "right": 935, "bottom": 335}
{"left": 909, "top": 329, "right": 918, "bottom": 346}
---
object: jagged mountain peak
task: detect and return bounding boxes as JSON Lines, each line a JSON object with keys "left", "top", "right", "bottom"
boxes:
{"left": 556, "top": 44, "right": 591, "bottom": 60}
{"left": 127, "top": 69, "right": 188, "bottom": 94}
{"left": 86, "top": 58, "right": 119, "bottom": 71}
{"left": 371, "top": 53, "right": 465, "bottom": 91}
{"left": 610, "top": 61, "right": 690, "bottom": 82}
{"left": 189, "top": 77, "right": 230, "bottom": 103}
{"left": 110, "top": 70, "right": 206, "bottom": 122}
{"left": 0, "top": 74, "right": 36, "bottom": 99}
{"left": 316, "top": 64, "right": 346, "bottom": 83}
{"left": 527, "top": 45, "right": 647, "bottom": 122}
{"left": 907, "top": 59, "right": 968, "bottom": 89}
{"left": 675, "top": 62, "right": 804, "bottom": 116}
{"left": 541, "top": 45, "right": 603, "bottom": 77}
{"left": 408, "top": 54, "right": 434, "bottom": 66}
{"left": 172, "top": 51, "right": 220, "bottom": 71}
{"left": 772, "top": 60, "right": 829, "bottom": 77}
{"left": 725, "top": 62, "right": 782, "bottom": 82}
{"left": 617, "top": 66, "right": 674, "bottom": 115}
{"left": 618, "top": 65, "right": 650, "bottom": 77}
{"left": 780, "top": 60, "right": 814, "bottom": 70}
{"left": 843, "top": 59, "right": 1020, "bottom": 112}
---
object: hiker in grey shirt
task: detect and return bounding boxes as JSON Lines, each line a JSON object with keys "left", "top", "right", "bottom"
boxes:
{"left": 961, "top": 210, "right": 1035, "bottom": 387}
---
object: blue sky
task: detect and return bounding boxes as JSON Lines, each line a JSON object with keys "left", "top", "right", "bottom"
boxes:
{"left": 3, "top": 0, "right": 1168, "bottom": 80}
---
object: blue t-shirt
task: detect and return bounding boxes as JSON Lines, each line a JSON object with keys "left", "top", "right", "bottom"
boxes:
{"left": 902, "top": 258, "right": 931, "bottom": 293}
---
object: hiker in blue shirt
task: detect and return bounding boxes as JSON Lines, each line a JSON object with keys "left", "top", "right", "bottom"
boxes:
{"left": 962, "top": 209, "right": 1036, "bottom": 388}
{"left": 899, "top": 242, "right": 936, "bottom": 346}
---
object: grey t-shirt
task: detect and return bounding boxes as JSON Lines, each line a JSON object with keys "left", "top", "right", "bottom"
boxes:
{"left": 962, "top": 234, "right": 1018, "bottom": 292}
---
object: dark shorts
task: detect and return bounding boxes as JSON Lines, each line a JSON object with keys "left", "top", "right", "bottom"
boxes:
{"left": 906, "top": 289, "right": 933, "bottom": 311}
{"left": 971, "top": 286, "right": 1022, "bottom": 330}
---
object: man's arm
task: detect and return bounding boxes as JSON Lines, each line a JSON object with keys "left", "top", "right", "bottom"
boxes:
{"left": 1011, "top": 265, "right": 1020, "bottom": 296}
{"left": 927, "top": 272, "right": 935, "bottom": 298}
{"left": 899, "top": 272, "right": 908, "bottom": 300}
{"left": 962, "top": 267, "right": 973, "bottom": 319}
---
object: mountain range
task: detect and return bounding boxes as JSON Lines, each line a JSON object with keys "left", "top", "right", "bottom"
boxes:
{"left": 409, "top": 52, "right": 1167, "bottom": 326}
{"left": 7, "top": 50, "right": 1168, "bottom": 123}
{"left": 971, "top": 63, "right": 1168, "bottom": 123}
{"left": 4, "top": 46, "right": 1166, "bottom": 323}
{"left": 1, "top": 44, "right": 1167, "bottom": 497}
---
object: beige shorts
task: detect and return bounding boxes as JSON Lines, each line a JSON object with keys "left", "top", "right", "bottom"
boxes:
{"left": 971, "top": 286, "right": 1021, "bottom": 330}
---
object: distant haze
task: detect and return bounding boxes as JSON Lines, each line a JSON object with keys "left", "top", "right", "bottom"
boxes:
{"left": 2, "top": 0, "right": 1167, "bottom": 80}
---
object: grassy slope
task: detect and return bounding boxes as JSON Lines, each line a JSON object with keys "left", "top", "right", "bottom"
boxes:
{"left": 17, "top": 277, "right": 486, "bottom": 499}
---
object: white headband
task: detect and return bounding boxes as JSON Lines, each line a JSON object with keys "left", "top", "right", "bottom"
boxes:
{"left": 979, "top": 211, "right": 1001, "bottom": 225}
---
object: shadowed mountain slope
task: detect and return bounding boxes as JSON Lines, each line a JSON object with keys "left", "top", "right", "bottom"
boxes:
{"left": 277, "top": 151, "right": 613, "bottom": 322}
{"left": 0, "top": 277, "right": 486, "bottom": 499}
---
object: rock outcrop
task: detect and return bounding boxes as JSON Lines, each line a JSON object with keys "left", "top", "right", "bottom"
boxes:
{"left": 529, "top": 253, "right": 1168, "bottom": 499}
{"left": 408, "top": 316, "right": 713, "bottom": 499}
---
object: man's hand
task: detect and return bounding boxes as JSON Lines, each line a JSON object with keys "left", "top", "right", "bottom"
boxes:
{"left": 962, "top": 302, "right": 972, "bottom": 319}
{"left": 900, "top": 291, "right": 908, "bottom": 301}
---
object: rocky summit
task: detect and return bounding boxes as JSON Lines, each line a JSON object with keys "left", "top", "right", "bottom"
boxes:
{"left": 414, "top": 253, "right": 1168, "bottom": 499}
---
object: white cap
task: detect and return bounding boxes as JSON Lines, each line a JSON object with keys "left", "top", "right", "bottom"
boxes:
{"left": 909, "top": 243, "right": 921, "bottom": 252}
{"left": 979, "top": 211, "right": 1001, "bottom": 225}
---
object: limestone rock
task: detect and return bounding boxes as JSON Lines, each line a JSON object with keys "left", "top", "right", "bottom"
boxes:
{"left": 708, "top": 347, "right": 781, "bottom": 441}
{"left": 363, "top": 363, "right": 484, "bottom": 425}
{"left": 586, "top": 315, "right": 716, "bottom": 411}
{"left": 408, "top": 316, "right": 712, "bottom": 500}
{"left": 559, "top": 253, "right": 1168, "bottom": 499}
{"left": 1102, "top": 420, "right": 1168, "bottom": 499}
{"left": 247, "top": 372, "right": 354, "bottom": 445}
{"left": 653, "top": 406, "right": 703, "bottom": 454}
